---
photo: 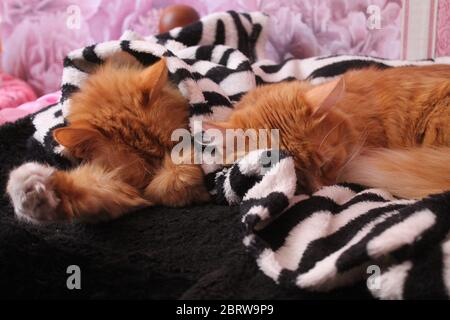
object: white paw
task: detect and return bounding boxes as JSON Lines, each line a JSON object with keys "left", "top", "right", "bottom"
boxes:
{"left": 6, "top": 162, "right": 61, "bottom": 224}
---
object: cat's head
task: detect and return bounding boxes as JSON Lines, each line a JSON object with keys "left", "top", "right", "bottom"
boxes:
{"left": 207, "top": 77, "right": 346, "bottom": 142}
{"left": 53, "top": 58, "right": 190, "bottom": 188}
{"left": 205, "top": 77, "right": 357, "bottom": 191}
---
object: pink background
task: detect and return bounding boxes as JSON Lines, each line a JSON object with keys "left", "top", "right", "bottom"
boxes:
{"left": 1, "top": 0, "right": 405, "bottom": 96}
{"left": 437, "top": 0, "right": 450, "bottom": 56}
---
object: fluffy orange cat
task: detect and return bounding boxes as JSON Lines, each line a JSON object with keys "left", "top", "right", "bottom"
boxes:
{"left": 208, "top": 64, "right": 450, "bottom": 198}
{"left": 7, "top": 59, "right": 210, "bottom": 223}
{"left": 7, "top": 62, "right": 450, "bottom": 223}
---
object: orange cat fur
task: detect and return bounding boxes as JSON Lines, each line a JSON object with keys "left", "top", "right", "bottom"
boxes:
{"left": 209, "top": 65, "right": 450, "bottom": 198}
{"left": 7, "top": 58, "right": 209, "bottom": 223}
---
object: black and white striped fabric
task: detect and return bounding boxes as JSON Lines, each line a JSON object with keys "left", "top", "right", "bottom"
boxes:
{"left": 30, "top": 11, "right": 450, "bottom": 299}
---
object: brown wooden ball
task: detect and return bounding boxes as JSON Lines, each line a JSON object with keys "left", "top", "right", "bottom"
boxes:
{"left": 158, "top": 5, "right": 200, "bottom": 34}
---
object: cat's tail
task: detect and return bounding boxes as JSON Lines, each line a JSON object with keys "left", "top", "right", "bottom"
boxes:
{"left": 340, "top": 147, "right": 450, "bottom": 199}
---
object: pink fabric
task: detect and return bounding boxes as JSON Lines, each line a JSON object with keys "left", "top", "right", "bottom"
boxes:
{"left": 1, "top": 0, "right": 403, "bottom": 96}
{"left": 436, "top": 0, "right": 450, "bottom": 57}
{"left": 0, "top": 91, "right": 60, "bottom": 125}
{"left": 0, "top": 73, "right": 37, "bottom": 110}
{"left": 1, "top": 0, "right": 154, "bottom": 96}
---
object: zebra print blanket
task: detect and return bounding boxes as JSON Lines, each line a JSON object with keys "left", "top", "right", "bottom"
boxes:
{"left": 31, "top": 11, "right": 450, "bottom": 299}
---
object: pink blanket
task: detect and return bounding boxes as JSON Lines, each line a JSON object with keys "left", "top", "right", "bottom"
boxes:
{"left": 0, "top": 73, "right": 36, "bottom": 110}
{"left": 0, "top": 91, "right": 59, "bottom": 125}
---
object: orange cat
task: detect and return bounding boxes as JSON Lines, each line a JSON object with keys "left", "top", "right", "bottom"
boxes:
{"left": 7, "top": 58, "right": 209, "bottom": 223}
{"left": 7, "top": 63, "right": 450, "bottom": 223}
{"left": 208, "top": 65, "right": 450, "bottom": 199}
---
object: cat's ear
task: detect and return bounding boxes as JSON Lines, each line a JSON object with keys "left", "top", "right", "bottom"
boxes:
{"left": 305, "top": 77, "right": 345, "bottom": 119}
{"left": 140, "top": 58, "right": 168, "bottom": 105}
{"left": 53, "top": 126, "right": 102, "bottom": 158}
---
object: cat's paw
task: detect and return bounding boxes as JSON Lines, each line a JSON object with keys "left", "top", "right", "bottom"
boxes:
{"left": 6, "top": 162, "right": 61, "bottom": 224}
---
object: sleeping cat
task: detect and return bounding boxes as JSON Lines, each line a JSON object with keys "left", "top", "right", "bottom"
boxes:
{"left": 207, "top": 64, "right": 450, "bottom": 198}
{"left": 6, "top": 63, "right": 450, "bottom": 223}
{"left": 7, "top": 58, "right": 210, "bottom": 223}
